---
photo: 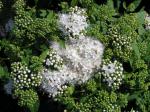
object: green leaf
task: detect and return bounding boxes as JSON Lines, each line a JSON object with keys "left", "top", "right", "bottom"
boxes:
{"left": 59, "top": 2, "right": 69, "bottom": 11}
{"left": 138, "top": 26, "right": 145, "bottom": 35}
{"left": 123, "top": 2, "right": 127, "bottom": 9}
{"left": 40, "top": 49, "right": 49, "bottom": 60}
{"left": 126, "top": 3, "right": 136, "bottom": 12}
{"left": 64, "top": 85, "right": 75, "bottom": 95}
{"left": 39, "top": 10, "right": 47, "bottom": 18}
{"left": 131, "top": 40, "right": 141, "bottom": 59}
{"left": 128, "top": 91, "right": 143, "bottom": 101}
{"left": 71, "top": 0, "right": 78, "bottom": 6}
{"left": 132, "top": 0, "right": 142, "bottom": 9}
{"left": 46, "top": 11, "right": 55, "bottom": 20}
{"left": 137, "top": 11, "right": 146, "bottom": 25}
{"left": 0, "top": 65, "right": 9, "bottom": 79}
{"left": 144, "top": 43, "right": 150, "bottom": 61}
{"left": 58, "top": 39, "right": 66, "bottom": 48}
{"left": 107, "top": 0, "right": 114, "bottom": 10}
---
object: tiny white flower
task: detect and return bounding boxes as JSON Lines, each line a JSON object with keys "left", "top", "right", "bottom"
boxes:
{"left": 18, "top": 75, "right": 21, "bottom": 78}
{"left": 46, "top": 59, "right": 51, "bottom": 66}
{"left": 54, "top": 65, "right": 57, "bottom": 68}
{"left": 28, "top": 70, "right": 31, "bottom": 73}
{"left": 23, "top": 71, "right": 26, "bottom": 74}
{"left": 113, "top": 77, "right": 116, "bottom": 80}
{"left": 52, "top": 60, "right": 55, "bottom": 63}
{"left": 49, "top": 53, "right": 52, "bottom": 57}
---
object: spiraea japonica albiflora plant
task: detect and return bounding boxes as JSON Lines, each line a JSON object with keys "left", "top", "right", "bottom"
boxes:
{"left": 41, "top": 6, "right": 104, "bottom": 97}
{"left": 0, "top": 0, "right": 150, "bottom": 112}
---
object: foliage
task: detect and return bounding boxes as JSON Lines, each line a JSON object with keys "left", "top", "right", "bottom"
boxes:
{"left": 58, "top": 89, "right": 121, "bottom": 112}
{"left": 0, "top": 0, "right": 150, "bottom": 112}
{"left": 12, "top": 0, "right": 58, "bottom": 47}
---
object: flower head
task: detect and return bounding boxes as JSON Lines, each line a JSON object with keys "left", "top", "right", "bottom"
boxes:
{"left": 58, "top": 6, "right": 88, "bottom": 39}
{"left": 41, "top": 37, "right": 104, "bottom": 97}
{"left": 100, "top": 59, "right": 124, "bottom": 89}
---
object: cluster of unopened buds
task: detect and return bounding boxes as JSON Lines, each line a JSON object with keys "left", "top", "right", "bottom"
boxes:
{"left": 103, "top": 104, "right": 120, "bottom": 112}
{"left": 99, "top": 59, "right": 124, "bottom": 89}
{"left": 14, "top": 12, "right": 33, "bottom": 29}
{"left": 11, "top": 62, "right": 42, "bottom": 89}
{"left": 108, "top": 27, "right": 132, "bottom": 59}
{"left": 13, "top": 0, "right": 25, "bottom": 12}
{"left": 44, "top": 50, "right": 63, "bottom": 70}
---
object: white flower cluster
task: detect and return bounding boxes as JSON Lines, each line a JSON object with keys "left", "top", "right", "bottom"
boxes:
{"left": 145, "top": 14, "right": 150, "bottom": 29}
{"left": 58, "top": 6, "right": 88, "bottom": 39}
{"left": 58, "top": 37, "right": 104, "bottom": 82}
{"left": 41, "top": 6, "right": 104, "bottom": 97}
{"left": 44, "top": 50, "right": 63, "bottom": 70}
{"left": 41, "top": 67, "right": 74, "bottom": 97}
{"left": 41, "top": 37, "right": 104, "bottom": 97}
{"left": 100, "top": 59, "right": 124, "bottom": 89}
{"left": 11, "top": 62, "right": 42, "bottom": 89}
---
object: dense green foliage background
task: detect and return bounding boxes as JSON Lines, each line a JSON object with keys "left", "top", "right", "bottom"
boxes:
{"left": 0, "top": 0, "right": 150, "bottom": 112}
